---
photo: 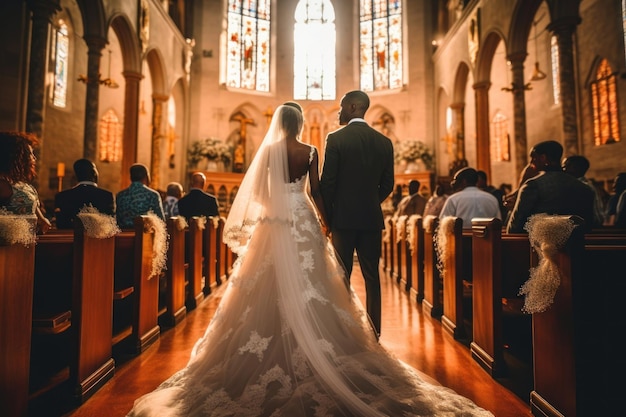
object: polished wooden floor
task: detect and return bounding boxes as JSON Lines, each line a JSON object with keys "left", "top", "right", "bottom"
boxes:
{"left": 32, "top": 262, "right": 532, "bottom": 417}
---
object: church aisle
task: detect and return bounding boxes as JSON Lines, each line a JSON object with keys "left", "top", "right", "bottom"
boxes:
{"left": 52, "top": 263, "right": 531, "bottom": 417}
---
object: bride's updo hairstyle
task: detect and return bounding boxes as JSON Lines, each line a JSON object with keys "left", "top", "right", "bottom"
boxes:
{"left": 280, "top": 104, "right": 303, "bottom": 138}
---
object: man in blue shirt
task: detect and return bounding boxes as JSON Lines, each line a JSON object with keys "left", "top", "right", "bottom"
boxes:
{"left": 116, "top": 163, "right": 165, "bottom": 229}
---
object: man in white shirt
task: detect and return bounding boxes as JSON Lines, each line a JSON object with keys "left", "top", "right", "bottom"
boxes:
{"left": 439, "top": 167, "right": 501, "bottom": 228}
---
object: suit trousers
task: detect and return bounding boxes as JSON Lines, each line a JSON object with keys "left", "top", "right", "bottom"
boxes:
{"left": 331, "top": 229, "right": 382, "bottom": 337}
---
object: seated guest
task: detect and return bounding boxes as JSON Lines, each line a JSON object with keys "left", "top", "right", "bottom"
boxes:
{"left": 395, "top": 179, "right": 426, "bottom": 217}
{"left": 423, "top": 184, "right": 448, "bottom": 217}
{"left": 604, "top": 172, "right": 626, "bottom": 226}
{"left": 477, "top": 169, "right": 506, "bottom": 219}
{"left": 54, "top": 158, "right": 114, "bottom": 229}
{"left": 439, "top": 167, "right": 501, "bottom": 228}
{"left": 0, "top": 131, "right": 51, "bottom": 233}
{"left": 116, "top": 163, "right": 165, "bottom": 229}
{"left": 561, "top": 155, "right": 605, "bottom": 228}
{"left": 177, "top": 172, "right": 219, "bottom": 221}
{"left": 506, "top": 140, "right": 594, "bottom": 233}
{"left": 163, "top": 182, "right": 183, "bottom": 219}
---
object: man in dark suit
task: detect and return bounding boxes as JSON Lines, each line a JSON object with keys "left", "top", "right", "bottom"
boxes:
{"left": 320, "top": 90, "right": 394, "bottom": 338}
{"left": 506, "top": 140, "right": 595, "bottom": 233}
{"left": 54, "top": 158, "right": 115, "bottom": 229}
{"left": 177, "top": 172, "right": 219, "bottom": 220}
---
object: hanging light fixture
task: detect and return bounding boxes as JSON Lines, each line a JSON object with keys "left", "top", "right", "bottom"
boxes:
{"left": 530, "top": 19, "right": 547, "bottom": 81}
{"left": 77, "top": 49, "right": 119, "bottom": 88}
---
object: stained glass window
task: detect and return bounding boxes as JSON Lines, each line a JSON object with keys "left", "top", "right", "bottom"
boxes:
{"left": 226, "top": 0, "right": 271, "bottom": 92}
{"left": 490, "top": 111, "right": 510, "bottom": 162}
{"left": 99, "top": 109, "right": 123, "bottom": 162}
{"left": 293, "top": 0, "right": 336, "bottom": 100}
{"left": 359, "top": 0, "right": 403, "bottom": 91}
{"left": 52, "top": 20, "right": 69, "bottom": 108}
{"left": 591, "top": 59, "right": 620, "bottom": 146}
{"left": 550, "top": 35, "right": 560, "bottom": 105}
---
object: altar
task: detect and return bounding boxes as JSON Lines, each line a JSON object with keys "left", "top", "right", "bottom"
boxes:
{"left": 191, "top": 171, "right": 244, "bottom": 215}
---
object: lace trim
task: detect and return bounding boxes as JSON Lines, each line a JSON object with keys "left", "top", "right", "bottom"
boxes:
{"left": 238, "top": 331, "right": 273, "bottom": 361}
{"left": 519, "top": 214, "right": 575, "bottom": 313}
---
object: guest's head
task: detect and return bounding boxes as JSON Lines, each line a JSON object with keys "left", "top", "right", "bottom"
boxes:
{"left": 561, "top": 155, "right": 590, "bottom": 178}
{"left": 73, "top": 158, "right": 99, "bottom": 183}
{"left": 476, "top": 170, "right": 489, "bottom": 189}
{"left": 338, "top": 90, "right": 370, "bottom": 125}
{"left": 166, "top": 182, "right": 183, "bottom": 199}
{"left": 451, "top": 167, "right": 478, "bottom": 191}
{"left": 408, "top": 180, "right": 421, "bottom": 195}
{"left": 613, "top": 172, "right": 626, "bottom": 194}
{"left": 130, "top": 163, "right": 150, "bottom": 185}
{"left": 190, "top": 172, "right": 206, "bottom": 189}
{"left": 530, "top": 140, "right": 563, "bottom": 171}
{"left": 0, "top": 131, "right": 38, "bottom": 183}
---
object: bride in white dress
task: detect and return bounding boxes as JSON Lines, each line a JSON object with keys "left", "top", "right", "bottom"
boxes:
{"left": 128, "top": 104, "right": 493, "bottom": 417}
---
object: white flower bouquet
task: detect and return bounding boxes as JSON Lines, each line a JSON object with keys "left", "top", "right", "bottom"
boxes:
{"left": 188, "top": 138, "right": 233, "bottom": 165}
{"left": 395, "top": 140, "right": 434, "bottom": 170}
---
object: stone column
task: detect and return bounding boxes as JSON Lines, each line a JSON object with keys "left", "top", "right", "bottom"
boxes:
{"left": 150, "top": 95, "right": 168, "bottom": 190}
{"left": 508, "top": 52, "right": 529, "bottom": 174}
{"left": 25, "top": 0, "right": 61, "bottom": 138}
{"left": 121, "top": 70, "right": 143, "bottom": 189}
{"left": 473, "top": 81, "right": 491, "bottom": 179}
{"left": 549, "top": 17, "right": 581, "bottom": 156}
{"left": 83, "top": 35, "right": 107, "bottom": 161}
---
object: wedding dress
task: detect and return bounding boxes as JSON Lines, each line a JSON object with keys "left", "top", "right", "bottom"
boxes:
{"left": 128, "top": 105, "right": 493, "bottom": 417}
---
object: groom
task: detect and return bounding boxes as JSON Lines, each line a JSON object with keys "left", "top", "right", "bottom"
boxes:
{"left": 320, "top": 90, "right": 394, "bottom": 338}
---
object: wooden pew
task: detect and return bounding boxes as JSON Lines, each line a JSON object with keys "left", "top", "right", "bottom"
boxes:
{"left": 394, "top": 215, "right": 410, "bottom": 289}
{"left": 30, "top": 218, "right": 115, "bottom": 404}
{"left": 185, "top": 216, "right": 204, "bottom": 309}
{"left": 407, "top": 215, "right": 424, "bottom": 303}
{"left": 217, "top": 216, "right": 229, "bottom": 283}
{"left": 203, "top": 216, "right": 219, "bottom": 293}
{"left": 385, "top": 216, "right": 396, "bottom": 277}
{"left": 438, "top": 216, "right": 468, "bottom": 340}
{"left": 381, "top": 215, "right": 392, "bottom": 274}
{"left": 113, "top": 216, "right": 160, "bottom": 354}
{"left": 0, "top": 217, "right": 36, "bottom": 417}
{"left": 160, "top": 217, "right": 187, "bottom": 327}
{"left": 531, "top": 224, "right": 626, "bottom": 417}
{"left": 470, "top": 218, "right": 531, "bottom": 377}
{"left": 422, "top": 215, "right": 442, "bottom": 318}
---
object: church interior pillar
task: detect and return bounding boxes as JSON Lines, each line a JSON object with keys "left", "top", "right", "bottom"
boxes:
{"left": 473, "top": 81, "right": 492, "bottom": 179}
{"left": 508, "top": 53, "right": 529, "bottom": 174}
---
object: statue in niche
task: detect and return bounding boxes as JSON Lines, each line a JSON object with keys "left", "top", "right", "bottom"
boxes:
{"left": 140, "top": 0, "right": 150, "bottom": 52}
{"left": 230, "top": 112, "right": 255, "bottom": 173}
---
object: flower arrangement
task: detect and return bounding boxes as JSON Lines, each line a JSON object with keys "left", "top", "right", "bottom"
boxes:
{"left": 395, "top": 140, "right": 434, "bottom": 170}
{"left": 187, "top": 137, "right": 233, "bottom": 166}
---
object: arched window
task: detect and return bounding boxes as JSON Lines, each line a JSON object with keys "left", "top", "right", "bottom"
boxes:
{"left": 591, "top": 59, "right": 620, "bottom": 145}
{"left": 550, "top": 35, "right": 561, "bottom": 105}
{"left": 360, "top": 0, "right": 403, "bottom": 92}
{"left": 294, "top": 0, "right": 336, "bottom": 100}
{"left": 225, "top": 0, "right": 271, "bottom": 92}
{"left": 490, "top": 111, "right": 510, "bottom": 162}
{"left": 99, "top": 109, "right": 123, "bottom": 162}
{"left": 52, "top": 19, "right": 69, "bottom": 108}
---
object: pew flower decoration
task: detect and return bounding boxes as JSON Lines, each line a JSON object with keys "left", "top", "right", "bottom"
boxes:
{"left": 519, "top": 214, "right": 576, "bottom": 314}
{"left": 395, "top": 139, "right": 434, "bottom": 170}
{"left": 395, "top": 215, "right": 408, "bottom": 243}
{"left": 435, "top": 216, "right": 457, "bottom": 279}
{"left": 173, "top": 216, "right": 188, "bottom": 232}
{"left": 0, "top": 209, "right": 36, "bottom": 246}
{"left": 382, "top": 216, "right": 393, "bottom": 243}
{"left": 406, "top": 215, "right": 420, "bottom": 255}
{"left": 144, "top": 212, "right": 169, "bottom": 279}
{"left": 195, "top": 216, "right": 207, "bottom": 230}
{"left": 187, "top": 137, "right": 233, "bottom": 166}
{"left": 77, "top": 205, "right": 120, "bottom": 239}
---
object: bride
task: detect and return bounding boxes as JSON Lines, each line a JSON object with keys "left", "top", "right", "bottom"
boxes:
{"left": 128, "top": 104, "right": 493, "bottom": 416}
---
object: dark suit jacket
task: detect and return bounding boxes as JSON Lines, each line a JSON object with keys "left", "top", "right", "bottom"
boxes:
{"left": 320, "top": 121, "right": 394, "bottom": 230}
{"left": 506, "top": 170, "right": 595, "bottom": 233}
{"left": 177, "top": 188, "right": 219, "bottom": 220}
{"left": 54, "top": 183, "right": 115, "bottom": 229}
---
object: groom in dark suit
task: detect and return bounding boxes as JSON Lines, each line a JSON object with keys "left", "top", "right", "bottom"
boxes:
{"left": 54, "top": 158, "right": 115, "bottom": 229}
{"left": 320, "top": 90, "right": 395, "bottom": 338}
